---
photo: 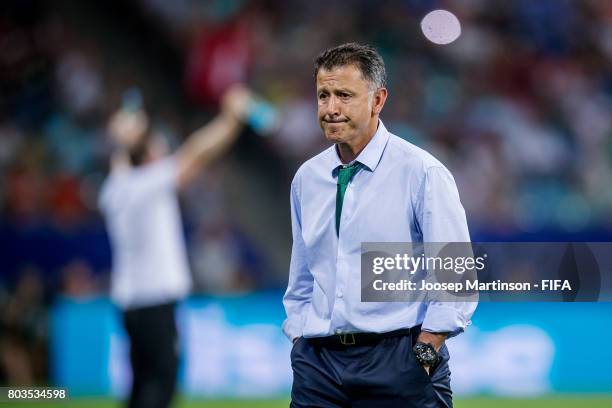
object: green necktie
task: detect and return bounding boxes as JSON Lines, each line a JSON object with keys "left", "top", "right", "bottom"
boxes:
{"left": 336, "top": 162, "right": 362, "bottom": 235}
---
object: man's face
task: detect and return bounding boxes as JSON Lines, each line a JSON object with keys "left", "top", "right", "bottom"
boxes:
{"left": 316, "top": 64, "right": 379, "bottom": 144}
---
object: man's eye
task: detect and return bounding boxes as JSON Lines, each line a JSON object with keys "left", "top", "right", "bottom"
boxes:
{"left": 319, "top": 93, "right": 328, "bottom": 100}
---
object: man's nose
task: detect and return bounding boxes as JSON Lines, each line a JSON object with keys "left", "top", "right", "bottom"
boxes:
{"left": 326, "top": 95, "right": 340, "bottom": 117}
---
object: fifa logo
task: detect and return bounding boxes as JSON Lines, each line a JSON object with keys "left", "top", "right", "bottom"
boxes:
{"left": 540, "top": 280, "right": 572, "bottom": 291}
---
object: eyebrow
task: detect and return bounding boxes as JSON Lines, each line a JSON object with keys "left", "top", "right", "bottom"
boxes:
{"left": 317, "top": 87, "right": 354, "bottom": 94}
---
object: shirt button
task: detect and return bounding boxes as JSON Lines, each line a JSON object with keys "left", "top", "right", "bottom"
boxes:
{"left": 337, "top": 290, "right": 343, "bottom": 298}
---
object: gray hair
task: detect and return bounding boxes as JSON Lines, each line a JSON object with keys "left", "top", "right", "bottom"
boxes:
{"left": 314, "top": 42, "right": 387, "bottom": 90}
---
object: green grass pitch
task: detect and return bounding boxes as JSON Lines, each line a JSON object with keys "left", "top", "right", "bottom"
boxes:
{"left": 9, "top": 396, "right": 612, "bottom": 408}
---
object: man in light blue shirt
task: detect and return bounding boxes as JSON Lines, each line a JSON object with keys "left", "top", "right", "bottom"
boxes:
{"left": 284, "top": 43, "right": 476, "bottom": 408}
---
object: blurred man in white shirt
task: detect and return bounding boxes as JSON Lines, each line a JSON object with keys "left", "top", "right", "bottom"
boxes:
{"left": 99, "top": 85, "right": 251, "bottom": 408}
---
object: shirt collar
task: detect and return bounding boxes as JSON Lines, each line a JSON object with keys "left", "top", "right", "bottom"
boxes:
{"left": 329, "top": 119, "right": 390, "bottom": 174}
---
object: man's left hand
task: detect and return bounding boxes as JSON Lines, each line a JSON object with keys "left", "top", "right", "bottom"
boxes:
{"left": 416, "top": 331, "right": 448, "bottom": 374}
{"left": 417, "top": 331, "right": 447, "bottom": 352}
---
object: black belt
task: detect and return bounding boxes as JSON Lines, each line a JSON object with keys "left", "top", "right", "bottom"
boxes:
{"left": 306, "top": 326, "right": 419, "bottom": 348}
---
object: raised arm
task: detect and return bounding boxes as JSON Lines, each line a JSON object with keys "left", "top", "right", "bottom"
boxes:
{"left": 175, "top": 85, "right": 252, "bottom": 188}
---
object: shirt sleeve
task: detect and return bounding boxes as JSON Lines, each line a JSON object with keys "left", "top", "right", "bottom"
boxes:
{"left": 415, "top": 165, "right": 477, "bottom": 337}
{"left": 282, "top": 173, "right": 314, "bottom": 341}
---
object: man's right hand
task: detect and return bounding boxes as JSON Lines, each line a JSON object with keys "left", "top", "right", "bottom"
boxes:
{"left": 221, "top": 84, "right": 252, "bottom": 122}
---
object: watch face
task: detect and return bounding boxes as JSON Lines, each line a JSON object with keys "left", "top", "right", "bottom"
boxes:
{"left": 414, "top": 343, "right": 439, "bottom": 366}
{"left": 424, "top": 348, "right": 436, "bottom": 364}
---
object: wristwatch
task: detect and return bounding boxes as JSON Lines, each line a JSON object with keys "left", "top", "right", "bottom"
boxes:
{"left": 413, "top": 342, "right": 439, "bottom": 367}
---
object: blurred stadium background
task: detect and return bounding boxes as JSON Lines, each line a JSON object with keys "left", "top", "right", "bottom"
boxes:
{"left": 1, "top": 0, "right": 612, "bottom": 406}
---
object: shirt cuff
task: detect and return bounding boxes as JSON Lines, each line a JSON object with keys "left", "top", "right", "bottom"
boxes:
{"left": 282, "top": 316, "right": 303, "bottom": 342}
{"left": 421, "top": 304, "right": 470, "bottom": 338}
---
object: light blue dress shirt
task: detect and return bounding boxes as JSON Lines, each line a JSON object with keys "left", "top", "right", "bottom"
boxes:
{"left": 283, "top": 120, "right": 477, "bottom": 341}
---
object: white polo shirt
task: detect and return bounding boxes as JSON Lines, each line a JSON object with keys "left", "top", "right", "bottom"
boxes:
{"left": 99, "top": 156, "right": 192, "bottom": 310}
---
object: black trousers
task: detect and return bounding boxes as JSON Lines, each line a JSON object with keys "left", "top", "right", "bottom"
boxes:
{"left": 123, "top": 302, "right": 179, "bottom": 408}
{"left": 290, "top": 329, "right": 452, "bottom": 408}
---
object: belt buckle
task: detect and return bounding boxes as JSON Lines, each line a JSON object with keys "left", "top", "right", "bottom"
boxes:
{"left": 339, "top": 333, "right": 356, "bottom": 345}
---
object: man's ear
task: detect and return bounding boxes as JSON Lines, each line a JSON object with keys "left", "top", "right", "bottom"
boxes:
{"left": 372, "top": 87, "right": 388, "bottom": 116}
